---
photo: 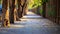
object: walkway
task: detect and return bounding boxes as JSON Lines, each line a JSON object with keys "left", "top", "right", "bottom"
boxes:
{"left": 0, "top": 11, "right": 60, "bottom": 34}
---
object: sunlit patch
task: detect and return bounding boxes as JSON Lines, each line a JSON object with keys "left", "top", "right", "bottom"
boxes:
{"left": 10, "top": 25, "right": 25, "bottom": 28}
{"left": 27, "top": 11, "right": 35, "bottom": 14}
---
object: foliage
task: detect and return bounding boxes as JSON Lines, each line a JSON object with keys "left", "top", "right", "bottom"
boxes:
{"left": 28, "top": 0, "right": 43, "bottom": 15}
{"left": 28, "top": 0, "right": 42, "bottom": 9}
{"left": 28, "top": 0, "right": 34, "bottom": 9}
{"left": 39, "top": 7, "right": 43, "bottom": 15}
{"left": 0, "top": 0, "right": 2, "bottom": 4}
{"left": 33, "top": 0, "right": 42, "bottom": 7}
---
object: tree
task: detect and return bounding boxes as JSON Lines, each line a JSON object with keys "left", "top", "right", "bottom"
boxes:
{"left": 9, "top": 0, "right": 15, "bottom": 23}
{"left": 17, "top": 0, "right": 28, "bottom": 18}
{"left": 2, "top": 0, "right": 10, "bottom": 27}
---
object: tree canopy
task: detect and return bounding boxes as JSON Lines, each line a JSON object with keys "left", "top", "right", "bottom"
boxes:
{"left": 28, "top": 0, "right": 42, "bottom": 9}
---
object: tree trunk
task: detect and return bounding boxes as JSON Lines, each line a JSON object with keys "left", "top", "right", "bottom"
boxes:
{"left": 2, "top": 0, "right": 10, "bottom": 27}
{"left": 9, "top": 0, "right": 15, "bottom": 24}
{"left": 42, "top": 2, "right": 46, "bottom": 18}
{"left": 17, "top": 0, "right": 22, "bottom": 18}
{"left": 17, "top": 0, "right": 28, "bottom": 18}
{"left": 23, "top": 0, "right": 28, "bottom": 15}
{"left": 21, "top": 0, "right": 28, "bottom": 16}
{"left": 14, "top": 0, "right": 17, "bottom": 21}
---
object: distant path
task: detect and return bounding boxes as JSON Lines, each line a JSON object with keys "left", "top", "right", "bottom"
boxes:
{"left": 22, "top": 11, "right": 43, "bottom": 19}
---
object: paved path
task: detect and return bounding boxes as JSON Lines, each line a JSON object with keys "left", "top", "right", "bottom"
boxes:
{"left": 0, "top": 12, "right": 60, "bottom": 34}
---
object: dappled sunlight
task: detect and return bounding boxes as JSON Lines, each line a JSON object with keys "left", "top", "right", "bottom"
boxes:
{"left": 10, "top": 24, "right": 25, "bottom": 28}
{"left": 21, "top": 11, "right": 43, "bottom": 19}
{"left": 27, "top": 11, "right": 35, "bottom": 14}
{"left": 5, "top": 9, "right": 9, "bottom": 20}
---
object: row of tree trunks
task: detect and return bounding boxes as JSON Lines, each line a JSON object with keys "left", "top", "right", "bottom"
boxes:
{"left": 2, "top": 0, "right": 28, "bottom": 26}
{"left": 2, "top": 0, "right": 10, "bottom": 27}
{"left": 9, "top": 0, "right": 28, "bottom": 22}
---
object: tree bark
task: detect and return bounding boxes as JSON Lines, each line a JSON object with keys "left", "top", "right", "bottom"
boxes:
{"left": 17, "top": 0, "right": 28, "bottom": 18}
{"left": 2, "top": 0, "right": 10, "bottom": 27}
{"left": 21, "top": 0, "right": 28, "bottom": 16}
{"left": 9, "top": 0, "right": 15, "bottom": 24}
{"left": 14, "top": 0, "right": 17, "bottom": 21}
{"left": 42, "top": 2, "right": 46, "bottom": 18}
{"left": 17, "top": 0, "right": 22, "bottom": 18}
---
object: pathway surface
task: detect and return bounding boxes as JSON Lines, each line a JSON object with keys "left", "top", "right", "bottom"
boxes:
{"left": 0, "top": 11, "right": 60, "bottom": 34}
